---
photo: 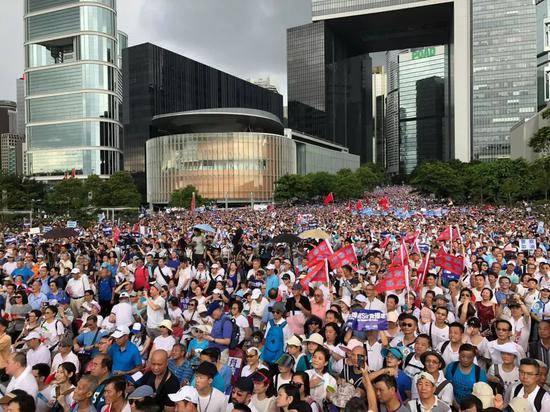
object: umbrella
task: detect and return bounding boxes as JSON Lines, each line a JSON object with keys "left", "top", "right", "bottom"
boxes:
{"left": 269, "top": 233, "right": 302, "bottom": 245}
{"left": 43, "top": 228, "right": 79, "bottom": 239}
{"left": 298, "top": 229, "right": 330, "bottom": 240}
{"left": 193, "top": 223, "right": 215, "bottom": 233}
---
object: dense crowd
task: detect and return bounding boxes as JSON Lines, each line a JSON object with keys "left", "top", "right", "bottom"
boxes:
{"left": 0, "top": 186, "right": 547, "bottom": 412}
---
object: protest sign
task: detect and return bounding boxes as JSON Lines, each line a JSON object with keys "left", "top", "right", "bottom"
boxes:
{"left": 519, "top": 238, "right": 537, "bottom": 251}
{"left": 29, "top": 227, "right": 40, "bottom": 235}
{"left": 66, "top": 221, "right": 77, "bottom": 228}
{"left": 345, "top": 310, "right": 388, "bottom": 332}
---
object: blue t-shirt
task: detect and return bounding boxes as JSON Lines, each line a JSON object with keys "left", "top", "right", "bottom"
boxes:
{"left": 108, "top": 341, "right": 142, "bottom": 374}
{"left": 187, "top": 338, "right": 209, "bottom": 361}
{"left": 97, "top": 276, "right": 115, "bottom": 301}
{"left": 445, "top": 362, "right": 487, "bottom": 402}
{"left": 265, "top": 275, "right": 280, "bottom": 296}
{"left": 396, "top": 370, "right": 412, "bottom": 401}
{"left": 209, "top": 315, "right": 233, "bottom": 352}
{"left": 77, "top": 329, "right": 106, "bottom": 357}
{"left": 12, "top": 267, "right": 34, "bottom": 282}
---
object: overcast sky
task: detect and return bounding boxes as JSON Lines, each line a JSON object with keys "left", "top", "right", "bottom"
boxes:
{"left": 0, "top": 0, "right": 312, "bottom": 103}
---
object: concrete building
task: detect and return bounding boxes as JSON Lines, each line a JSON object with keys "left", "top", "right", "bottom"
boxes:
{"left": 0, "top": 101, "right": 17, "bottom": 134}
{"left": 0, "top": 134, "right": 26, "bottom": 175}
{"left": 510, "top": 108, "right": 548, "bottom": 162}
{"left": 16, "top": 78, "right": 26, "bottom": 138}
{"left": 24, "top": 0, "right": 125, "bottom": 179}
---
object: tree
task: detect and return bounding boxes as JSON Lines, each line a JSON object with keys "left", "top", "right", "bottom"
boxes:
{"left": 170, "top": 185, "right": 204, "bottom": 208}
{"left": 355, "top": 165, "right": 381, "bottom": 191}
{"left": 305, "top": 172, "right": 336, "bottom": 198}
{"left": 273, "top": 175, "right": 310, "bottom": 201}
{"left": 532, "top": 156, "right": 550, "bottom": 201}
{"left": 44, "top": 178, "right": 88, "bottom": 215}
{"left": 104, "top": 171, "right": 141, "bottom": 207}
{"left": 411, "top": 161, "right": 465, "bottom": 201}
{"left": 333, "top": 172, "right": 363, "bottom": 200}
{"left": 529, "top": 127, "right": 550, "bottom": 155}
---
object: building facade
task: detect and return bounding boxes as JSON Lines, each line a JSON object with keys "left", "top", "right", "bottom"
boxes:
{"left": 24, "top": 0, "right": 125, "bottom": 179}
{"left": 287, "top": 22, "right": 373, "bottom": 163}
{"left": 123, "top": 43, "right": 283, "bottom": 173}
{"left": 537, "top": 0, "right": 550, "bottom": 110}
{"left": 0, "top": 134, "right": 26, "bottom": 175}
{"left": 146, "top": 109, "right": 295, "bottom": 204}
{"left": 385, "top": 51, "right": 400, "bottom": 174}
{"left": 372, "top": 66, "right": 387, "bottom": 166}
{"left": 0, "top": 101, "right": 17, "bottom": 134}
{"left": 16, "top": 79, "right": 26, "bottom": 138}
{"left": 471, "top": 0, "right": 537, "bottom": 160}
{"left": 398, "top": 46, "right": 448, "bottom": 174}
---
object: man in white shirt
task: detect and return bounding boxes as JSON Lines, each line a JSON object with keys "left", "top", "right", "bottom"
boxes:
{"left": 363, "top": 283, "right": 386, "bottom": 312}
{"left": 421, "top": 274, "right": 444, "bottom": 298}
{"left": 140, "top": 284, "right": 165, "bottom": 339}
{"left": 421, "top": 306, "right": 450, "bottom": 349}
{"left": 507, "top": 358, "right": 550, "bottom": 411}
{"left": 110, "top": 292, "right": 134, "bottom": 327}
{"left": 2, "top": 254, "right": 17, "bottom": 276}
{"left": 24, "top": 332, "right": 51, "bottom": 368}
{"left": 154, "top": 258, "right": 173, "bottom": 287}
{"left": 65, "top": 267, "right": 90, "bottom": 317}
{"left": 6, "top": 352, "right": 39, "bottom": 399}
{"left": 175, "top": 259, "right": 192, "bottom": 295}
{"left": 249, "top": 289, "right": 268, "bottom": 330}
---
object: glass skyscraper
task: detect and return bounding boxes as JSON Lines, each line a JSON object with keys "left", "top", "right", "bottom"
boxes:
{"left": 24, "top": 0, "right": 124, "bottom": 178}
{"left": 471, "top": 0, "right": 537, "bottom": 160}
{"left": 398, "top": 46, "right": 448, "bottom": 174}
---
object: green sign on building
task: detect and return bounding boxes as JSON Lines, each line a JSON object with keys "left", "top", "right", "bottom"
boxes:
{"left": 412, "top": 47, "right": 436, "bottom": 60}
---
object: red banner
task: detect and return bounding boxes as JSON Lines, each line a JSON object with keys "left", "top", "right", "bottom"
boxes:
{"left": 378, "top": 197, "right": 389, "bottom": 210}
{"left": 327, "top": 244, "right": 358, "bottom": 269}
{"left": 300, "top": 260, "right": 329, "bottom": 292}
{"left": 306, "top": 240, "right": 333, "bottom": 267}
{"left": 435, "top": 249, "right": 464, "bottom": 274}
{"left": 380, "top": 236, "right": 391, "bottom": 249}
{"left": 376, "top": 265, "right": 406, "bottom": 293}
{"left": 323, "top": 192, "right": 334, "bottom": 205}
{"left": 437, "top": 226, "right": 459, "bottom": 242}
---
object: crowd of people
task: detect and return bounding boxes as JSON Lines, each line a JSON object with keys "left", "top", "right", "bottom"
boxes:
{"left": 0, "top": 186, "right": 547, "bottom": 412}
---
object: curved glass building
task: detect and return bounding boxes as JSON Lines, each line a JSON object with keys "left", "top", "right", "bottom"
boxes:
{"left": 24, "top": 0, "right": 124, "bottom": 179}
{"left": 146, "top": 109, "right": 297, "bottom": 203}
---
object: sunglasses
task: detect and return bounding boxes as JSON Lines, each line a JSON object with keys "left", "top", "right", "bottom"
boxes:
{"left": 401, "top": 323, "right": 414, "bottom": 327}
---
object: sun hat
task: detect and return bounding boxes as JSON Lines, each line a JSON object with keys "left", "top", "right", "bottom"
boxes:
{"left": 508, "top": 397, "right": 534, "bottom": 412}
{"left": 168, "top": 386, "right": 199, "bottom": 404}
{"left": 303, "top": 333, "right": 324, "bottom": 346}
{"left": 420, "top": 351, "right": 446, "bottom": 369}
{"left": 472, "top": 382, "right": 494, "bottom": 409}
{"left": 159, "top": 319, "right": 173, "bottom": 332}
{"left": 275, "top": 353, "right": 295, "bottom": 368}
{"left": 286, "top": 335, "right": 303, "bottom": 347}
{"left": 381, "top": 346, "right": 404, "bottom": 360}
{"left": 251, "top": 289, "right": 262, "bottom": 300}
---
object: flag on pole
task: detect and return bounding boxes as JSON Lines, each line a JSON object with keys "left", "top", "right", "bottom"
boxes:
{"left": 300, "top": 260, "right": 329, "bottom": 292}
{"left": 113, "top": 226, "right": 121, "bottom": 243}
{"left": 378, "top": 197, "right": 390, "bottom": 210}
{"left": 404, "top": 230, "right": 420, "bottom": 244}
{"left": 327, "top": 244, "right": 358, "bottom": 269}
{"left": 323, "top": 192, "right": 334, "bottom": 205}
{"left": 71, "top": 168, "right": 76, "bottom": 178}
{"left": 435, "top": 249, "right": 464, "bottom": 275}
{"left": 391, "top": 240, "right": 409, "bottom": 268}
{"left": 356, "top": 200, "right": 363, "bottom": 211}
{"left": 380, "top": 236, "right": 391, "bottom": 249}
{"left": 190, "top": 192, "right": 196, "bottom": 213}
{"left": 376, "top": 265, "right": 406, "bottom": 293}
{"left": 437, "top": 226, "right": 459, "bottom": 242}
{"left": 306, "top": 240, "right": 333, "bottom": 267}
{"left": 414, "top": 247, "right": 431, "bottom": 292}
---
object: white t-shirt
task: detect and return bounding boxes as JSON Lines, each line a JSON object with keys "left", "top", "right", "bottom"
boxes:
{"left": 111, "top": 302, "right": 134, "bottom": 327}
{"left": 232, "top": 314, "right": 249, "bottom": 343}
{"left": 153, "top": 335, "right": 176, "bottom": 354}
{"left": 507, "top": 383, "right": 550, "bottom": 412}
{"left": 421, "top": 322, "right": 449, "bottom": 349}
{"left": 6, "top": 366, "right": 38, "bottom": 398}
{"left": 198, "top": 388, "right": 227, "bottom": 412}
{"left": 146, "top": 296, "right": 166, "bottom": 329}
{"left": 40, "top": 319, "right": 64, "bottom": 349}
{"left": 27, "top": 344, "right": 51, "bottom": 367}
{"left": 51, "top": 351, "right": 80, "bottom": 373}
{"left": 36, "top": 385, "right": 54, "bottom": 412}
{"left": 488, "top": 364, "right": 519, "bottom": 391}
{"left": 65, "top": 275, "right": 90, "bottom": 298}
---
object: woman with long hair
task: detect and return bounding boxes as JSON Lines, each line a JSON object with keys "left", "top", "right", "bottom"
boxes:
{"left": 251, "top": 370, "right": 277, "bottom": 412}
{"left": 324, "top": 322, "right": 345, "bottom": 374}
{"left": 7, "top": 291, "right": 31, "bottom": 342}
{"left": 49, "top": 362, "right": 77, "bottom": 412}
{"left": 457, "top": 288, "right": 477, "bottom": 324}
{"left": 291, "top": 371, "right": 321, "bottom": 412}
{"left": 306, "top": 347, "right": 337, "bottom": 405}
{"left": 475, "top": 287, "right": 497, "bottom": 332}
{"left": 276, "top": 383, "right": 301, "bottom": 412}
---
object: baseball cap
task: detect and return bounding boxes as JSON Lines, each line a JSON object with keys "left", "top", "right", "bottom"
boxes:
{"left": 119, "top": 292, "right": 130, "bottom": 298}
{"left": 416, "top": 372, "right": 436, "bottom": 386}
{"left": 355, "top": 294, "right": 368, "bottom": 304}
{"left": 131, "top": 322, "right": 142, "bottom": 333}
{"left": 206, "top": 301, "right": 223, "bottom": 317}
{"left": 168, "top": 386, "right": 199, "bottom": 404}
{"left": 128, "top": 385, "right": 154, "bottom": 400}
{"left": 275, "top": 353, "right": 295, "bottom": 368}
{"left": 111, "top": 325, "right": 131, "bottom": 339}
{"left": 266, "top": 264, "right": 275, "bottom": 270}
{"left": 269, "top": 302, "right": 286, "bottom": 314}
{"left": 291, "top": 283, "right": 303, "bottom": 291}
{"left": 251, "top": 289, "right": 262, "bottom": 300}
{"left": 381, "top": 346, "right": 404, "bottom": 360}
{"left": 70, "top": 268, "right": 80, "bottom": 274}
{"left": 23, "top": 331, "right": 41, "bottom": 341}
{"left": 508, "top": 397, "right": 535, "bottom": 412}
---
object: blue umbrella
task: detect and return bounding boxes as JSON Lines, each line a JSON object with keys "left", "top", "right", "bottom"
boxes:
{"left": 194, "top": 223, "right": 215, "bottom": 233}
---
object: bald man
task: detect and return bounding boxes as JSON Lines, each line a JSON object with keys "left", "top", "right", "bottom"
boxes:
{"left": 132, "top": 350, "right": 181, "bottom": 411}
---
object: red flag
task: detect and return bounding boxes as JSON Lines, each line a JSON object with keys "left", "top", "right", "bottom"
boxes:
{"left": 435, "top": 249, "right": 464, "bottom": 274}
{"left": 323, "top": 192, "right": 334, "bottom": 205}
{"left": 380, "top": 236, "right": 391, "bottom": 249}
{"left": 346, "top": 201, "right": 353, "bottom": 212}
{"left": 415, "top": 247, "right": 431, "bottom": 292}
{"left": 391, "top": 241, "right": 409, "bottom": 268}
{"left": 131, "top": 223, "right": 140, "bottom": 233}
{"left": 300, "top": 260, "right": 329, "bottom": 292}
{"left": 306, "top": 240, "right": 333, "bottom": 267}
{"left": 356, "top": 200, "right": 363, "bottom": 211}
{"left": 404, "top": 231, "right": 420, "bottom": 244}
{"left": 327, "top": 244, "right": 358, "bottom": 269}
{"left": 190, "top": 192, "right": 196, "bottom": 213}
{"left": 437, "top": 226, "right": 459, "bottom": 242}
{"left": 378, "top": 197, "right": 389, "bottom": 210}
{"left": 71, "top": 168, "right": 76, "bottom": 178}
{"left": 376, "top": 265, "right": 406, "bottom": 293}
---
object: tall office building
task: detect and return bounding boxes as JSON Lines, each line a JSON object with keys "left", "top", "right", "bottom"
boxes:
{"left": 398, "top": 46, "right": 448, "bottom": 174}
{"left": 24, "top": 0, "right": 125, "bottom": 179}
{"left": 123, "top": 43, "right": 283, "bottom": 173}
{"left": 0, "top": 101, "right": 17, "bottom": 134}
{"left": 372, "top": 66, "right": 387, "bottom": 166}
{"left": 537, "top": 0, "right": 550, "bottom": 110}
{"left": 385, "top": 51, "right": 400, "bottom": 174}
{"left": 291, "top": 0, "right": 540, "bottom": 164}
{"left": 471, "top": 0, "right": 537, "bottom": 160}
{"left": 16, "top": 79, "right": 26, "bottom": 138}
{"left": 287, "top": 22, "right": 373, "bottom": 163}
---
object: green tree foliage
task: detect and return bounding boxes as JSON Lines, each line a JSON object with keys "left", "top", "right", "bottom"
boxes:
{"left": 170, "top": 185, "right": 205, "bottom": 208}
{"left": 274, "top": 164, "right": 386, "bottom": 202}
{"left": 529, "top": 127, "right": 550, "bottom": 154}
{"left": 411, "top": 161, "right": 466, "bottom": 202}
{"left": 532, "top": 156, "right": 550, "bottom": 201}
{"left": 0, "top": 174, "right": 46, "bottom": 210}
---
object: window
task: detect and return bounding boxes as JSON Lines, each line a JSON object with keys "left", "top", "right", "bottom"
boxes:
{"left": 545, "top": 66, "right": 550, "bottom": 101}
{"left": 545, "top": 19, "right": 550, "bottom": 50}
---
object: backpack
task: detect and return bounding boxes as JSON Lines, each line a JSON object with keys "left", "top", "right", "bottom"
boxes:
{"left": 434, "top": 380, "right": 451, "bottom": 396}
{"left": 261, "top": 319, "right": 287, "bottom": 363}
{"left": 223, "top": 318, "right": 240, "bottom": 350}
{"left": 404, "top": 353, "right": 423, "bottom": 373}
{"left": 513, "top": 384, "right": 546, "bottom": 412}
{"left": 449, "top": 362, "right": 481, "bottom": 382}
{"left": 440, "top": 340, "right": 451, "bottom": 355}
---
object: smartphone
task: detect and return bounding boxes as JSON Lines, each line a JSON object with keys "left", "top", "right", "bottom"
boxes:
{"left": 357, "top": 355, "right": 366, "bottom": 370}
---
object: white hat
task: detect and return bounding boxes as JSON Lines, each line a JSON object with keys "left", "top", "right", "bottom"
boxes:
{"left": 416, "top": 371, "right": 436, "bottom": 386}
{"left": 355, "top": 294, "right": 368, "bottom": 304}
{"left": 211, "top": 264, "right": 219, "bottom": 269}
{"left": 131, "top": 322, "right": 142, "bottom": 333}
{"left": 286, "top": 335, "right": 303, "bottom": 347}
{"left": 212, "top": 288, "right": 223, "bottom": 295}
{"left": 192, "top": 324, "right": 212, "bottom": 334}
{"left": 339, "top": 296, "right": 351, "bottom": 308}
{"left": 23, "top": 331, "right": 41, "bottom": 341}
{"left": 266, "top": 264, "right": 276, "bottom": 270}
{"left": 111, "top": 325, "right": 131, "bottom": 339}
{"left": 472, "top": 382, "right": 494, "bottom": 409}
{"left": 303, "top": 333, "right": 324, "bottom": 346}
{"left": 159, "top": 319, "right": 173, "bottom": 332}
{"left": 251, "top": 289, "right": 262, "bottom": 300}
{"left": 120, "top": 262, "right": 127, "bottom": 267}
{"left": 508, "top": 397, "right": 534, "bottom": 412}
{"left": 168, "top": 386, "right": 199, "bottom": 404}
{"left": 345, "top": 339, "right": 363, "bottom": 352}
{"left": 70, "top": 268, "right": 80, "bottom": 274}
{"left": 247, "top": 346, "right": 261, "bottom": 356}
{"left": 197, "top": 304, "right": 208, "bottom": 314}
{"left": 387, "top": 311, "right": 399, "bottom": 323}
{"left": 494, "top": 342, "right": 520, "bottom": 357}
{"left": 119, "top": 292, "right": 130, "bottom": 299}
